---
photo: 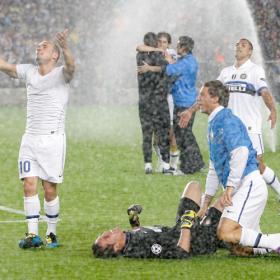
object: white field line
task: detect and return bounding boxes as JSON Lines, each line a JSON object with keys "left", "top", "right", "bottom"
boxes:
{"left": 0, "top": 205, "right": 47, "bottom": 223}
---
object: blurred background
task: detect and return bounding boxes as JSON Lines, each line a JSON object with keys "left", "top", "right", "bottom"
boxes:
{"left": 0, "top": 0, "right": 279, "bottom": 106}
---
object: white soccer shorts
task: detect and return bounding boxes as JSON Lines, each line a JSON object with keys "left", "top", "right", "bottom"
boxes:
{"left": 18, "top": 133, "right": 66, "bottom": 183}
{"left": 248, "top": 133, "right": 264, "bottom": 156}
{"left": 221, "top": 170, "right": 267, "bottom": 231}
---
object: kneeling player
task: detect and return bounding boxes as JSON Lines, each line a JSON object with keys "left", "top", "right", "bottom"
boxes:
{"left": 92, "top": 181, "right": 224, "bottom": 258}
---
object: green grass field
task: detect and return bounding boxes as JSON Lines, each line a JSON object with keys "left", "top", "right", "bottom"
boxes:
{"left": 1, "top": 105, "right": 280, "bottom": 280}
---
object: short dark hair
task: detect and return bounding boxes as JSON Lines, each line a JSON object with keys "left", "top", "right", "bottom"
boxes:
{"left": 178, "top": 36, "right": 194, "bottom": 53}
{"left": 157, "top": 32, "right": 172, "bottom": 44}
{"left": 143, "top": 32, "right": 158, "bottom": 47}
{"left": 204, "top": 80, "right": 229, "bottom": 107}
{"left": 240, "top": 38, "right": 253, "bottom": 50}
{"left": 92, "top": 242, "right": 118, "bottom": 258}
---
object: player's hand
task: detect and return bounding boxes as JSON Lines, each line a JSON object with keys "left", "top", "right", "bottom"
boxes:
{"left": 220, "top": 186, "right": 234, "bottom": 207}
{"left": 178, "top": 109, "right": 192, "bottom": 128}
{"left": 127, "top": 204, "right": 142, "bottom": 228}
{"left": 197, "top": 206, "right": 207, "bottom": 219}
{"left": 180, "top": 210, "right": 197, "bottom": 229}
{"left": 267, "top": 110, "right": 277, "bottom": 129}
{"left": 55, "top": 29, "right": 69, "bottom": 49}
{"left": 137, "top": 62, "right": 151, "bottom": 74}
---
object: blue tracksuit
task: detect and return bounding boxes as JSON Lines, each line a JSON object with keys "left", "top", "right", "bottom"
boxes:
{"left": 208, "top": 108, "right": 258, "bottom": 187}
{"left": 166, "top": 52, "right": 198, "bottom": 108}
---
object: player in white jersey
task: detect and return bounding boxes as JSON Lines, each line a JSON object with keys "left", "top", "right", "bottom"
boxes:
{"left": 0, "top": 30, "right": 75, "bottom": 249}
{"left": 216, "top": 38, "right": 280, "bottom": 198}
{"left": 179, "top": 38, "right": 280, "bottom": 198}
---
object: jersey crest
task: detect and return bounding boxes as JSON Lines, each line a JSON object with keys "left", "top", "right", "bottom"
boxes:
{"left": 151, "top": 243, "right": 162, "bottom": 255}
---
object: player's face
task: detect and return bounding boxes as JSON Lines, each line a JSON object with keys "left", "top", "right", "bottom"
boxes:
{"left": 95, "top": 227, "right": 123, "bottom": 252}
{"left": 36, "top": 41, "right": 57, "bottom": 65}
{"left": 158, "top": 37, "right": 169, "bottom": 51}
{"left": 235, "top": 39, "right": 252, "bottom": 60}
{"left": 197, "top": 86, "right": 218, "bottom": 115}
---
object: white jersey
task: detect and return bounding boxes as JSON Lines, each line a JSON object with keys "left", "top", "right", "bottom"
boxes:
{"left": 16, "top": 64, "right": 70, "bottom": 135}
{"left": 217, "top": 59, "right": 268, "bottom": 134}
{"left": 166, "top": 48, "right": 177, "bottom": 61}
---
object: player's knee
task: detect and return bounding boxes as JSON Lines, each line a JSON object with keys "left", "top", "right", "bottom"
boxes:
{"left": 182, "top": 181, "right": 200, "bottom": 196}
{"left": 23, "top": 178, "right": 37, "bottom": 195}
{"left": 43, "top": 182, "right": 57, "bottom": 201}
{"left": 182, "top": 181, "right": 201, "bottom": 205}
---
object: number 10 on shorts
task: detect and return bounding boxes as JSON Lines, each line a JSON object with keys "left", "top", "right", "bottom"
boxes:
{"left": 19, "top": 160, "right": 31, "bottom": 174}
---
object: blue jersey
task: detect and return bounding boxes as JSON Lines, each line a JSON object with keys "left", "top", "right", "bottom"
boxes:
{"left": 208, "top": 108, "right": 258, "bottom": 187}
{"left": 165, "top": 53, "right": 198, "bottom": 108}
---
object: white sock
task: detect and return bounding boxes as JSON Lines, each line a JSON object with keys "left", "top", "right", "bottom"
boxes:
{"left": 44, "top": 196, "right": 60, "bottom": 235}
{"left": 262, "top": 167, "right": 280, "bottom": 195}
{"left": 24, "top": 194, "right": 40, "bottom": 235}
{"left": 240, "top": 228, "right": 280, "bottom": 251}
{"left": 170, "top": 151, "right": 179, "bottom": 169}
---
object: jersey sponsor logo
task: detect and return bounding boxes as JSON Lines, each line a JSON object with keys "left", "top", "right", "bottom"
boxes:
{"left": 226, "top": 82, "right": 256, "bottom": 95}
{"left": 227, "top": 83, "right": 247, "bottom": 93}
{"left": 240, "top": 73, "right": 247, "bottom": 79}
{"left": 151, "top": 243, "right": 162, "bottom": 255}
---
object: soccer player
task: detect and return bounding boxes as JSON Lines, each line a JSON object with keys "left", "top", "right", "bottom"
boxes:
{"left": 137, "top": 32, "right": 180, "bottom": 171}
{"left": 0, "top": 30, "right": 75, "bottom": 248}
{"left": 179, "top": 38, "right": 280, "bottom": 197}
{"left": 93, "top": 181, "right": 224, "bottom": 258}
{"left": 197, "top": 80, "right": 280, "bottom": 254}
{"left": 136, "top": 32, "right": 171, "bottom": 174}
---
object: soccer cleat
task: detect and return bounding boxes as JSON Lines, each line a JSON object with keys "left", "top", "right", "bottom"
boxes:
{"left": 162, "top": 167, "right": 175, "bottom": 175}
{"left": 144, "top": 163, "right": 153, "bottom": 174}
{"left": 46, "top": 232, "right": 59, "bottom": 248}
{"left": 18, "top": 233, "right": 43, "bottom": 249}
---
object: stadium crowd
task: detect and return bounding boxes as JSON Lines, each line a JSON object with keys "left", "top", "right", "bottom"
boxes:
{"left": 0, "top": 0, "right": 279, "bottom": 101}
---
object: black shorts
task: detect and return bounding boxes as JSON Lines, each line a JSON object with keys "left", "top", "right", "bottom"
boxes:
{"left": 173, "top": 197, "right": 222, "bottom": 255}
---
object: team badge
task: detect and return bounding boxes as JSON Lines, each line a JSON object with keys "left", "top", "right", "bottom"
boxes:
{"left": 151, "top": 243, "right": 162, "bottom": 255}
{"left": 240, "top": 73, "right": 247, "bottom": 79}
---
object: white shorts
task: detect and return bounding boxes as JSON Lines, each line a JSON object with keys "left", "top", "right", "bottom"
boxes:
{"left": 248, "top": 133, "right": 264, "bottom": 156}
{"left": 221, "top": 170, "right": 267, "bottom": 231}
{"left": 18, "top": 133, "right": 66, "bottom": 183}
{"left": 167, "top": 94, "right": 174, "bottom": 125}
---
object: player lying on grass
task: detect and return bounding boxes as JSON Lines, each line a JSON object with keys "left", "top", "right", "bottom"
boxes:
{"left": 92, "top": 181, "right": 226, "bottom": 258}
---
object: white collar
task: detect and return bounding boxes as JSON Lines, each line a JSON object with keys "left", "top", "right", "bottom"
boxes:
{"left": 208, "top": 106, "right": 224, "bottom": 123}
{"left": 234, "top": 59, "right": 253, "bottom": 70}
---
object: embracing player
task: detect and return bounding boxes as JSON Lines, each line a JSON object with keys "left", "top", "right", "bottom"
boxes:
{"left": 0, "top": 30, "right": 75, "bottom": 249}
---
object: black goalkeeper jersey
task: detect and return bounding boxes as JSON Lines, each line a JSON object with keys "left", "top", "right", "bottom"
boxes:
{"left": 121, "top": 207, "right": 222, "bottom": 259}
{"left": 122, "top": 226, "right": 190, "bottom": 259}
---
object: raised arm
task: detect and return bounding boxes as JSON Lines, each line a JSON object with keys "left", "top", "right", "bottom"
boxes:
{"left": 55, "top": 29, "right": 75, "bottom": 83}
{"left": 260, "top": 88, "right": 277, "bottom": 129}
{"left": 0, "top": 58, "right": 17, "bottom": 78}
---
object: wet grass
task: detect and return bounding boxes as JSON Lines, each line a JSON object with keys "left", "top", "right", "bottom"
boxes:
{"left": 0, "top": 106, "right": 280, "bottom": 280}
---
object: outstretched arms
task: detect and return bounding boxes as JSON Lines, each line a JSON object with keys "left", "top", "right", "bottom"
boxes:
{"left": 0, "top": 58, "right": 17, "bottom": 78}
{"left": 55, "top": 29, "right": 75, "bottom": 83}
